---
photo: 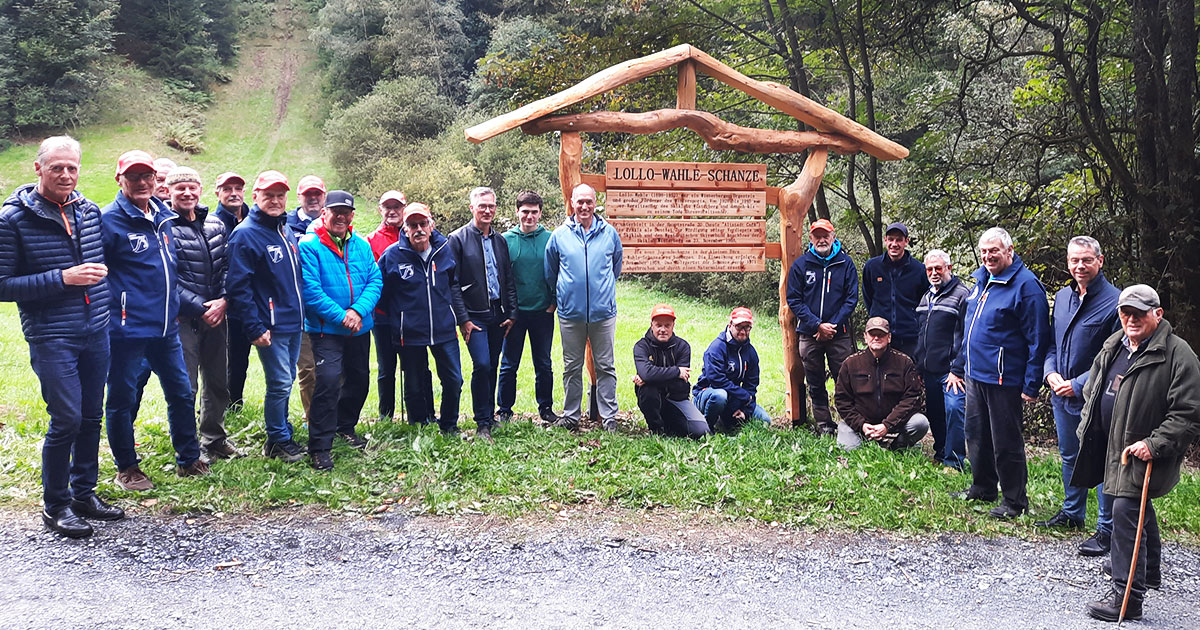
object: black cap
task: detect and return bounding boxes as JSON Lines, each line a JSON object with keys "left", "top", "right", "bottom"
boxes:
{"left": 325, "top": 190, "right": 355, "bottom": 211}
{"left": 885, "top": 222, "right": 909, "bottom": 237}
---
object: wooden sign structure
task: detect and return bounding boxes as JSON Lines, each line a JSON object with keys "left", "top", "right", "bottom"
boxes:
{"left": 465, "top": 44, "right": 908, "bottom": 427}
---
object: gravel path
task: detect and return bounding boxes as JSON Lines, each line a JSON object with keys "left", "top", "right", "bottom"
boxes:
{"left": 1, "top": 508, "right": 1196, "bottom": 629}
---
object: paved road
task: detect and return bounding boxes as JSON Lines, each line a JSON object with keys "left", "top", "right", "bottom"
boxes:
{"left": 1, "top": 509, "right": 1196, "bottom": 629}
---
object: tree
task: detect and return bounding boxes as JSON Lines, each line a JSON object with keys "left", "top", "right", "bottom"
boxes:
{"left": 113, "top": 0, "right": 226, "bottom": 87}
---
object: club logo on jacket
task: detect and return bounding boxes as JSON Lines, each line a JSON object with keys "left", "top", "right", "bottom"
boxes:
{"left": 128, "top": 233, "right": 148, "bottom": 254}
{"left": 397, "top": 263, "right": 414, "bottom": 280}
{"left": 805, "top": 270, "right": 816, "bottom": 285}
{"left": 968, "top": 285, "right": 979, "bottom": 300}
{"left": 727, "top": 360, "right": 736, "bottom": 372}
{"left": 267, "top": 245, "right": 283, "bottom": 263}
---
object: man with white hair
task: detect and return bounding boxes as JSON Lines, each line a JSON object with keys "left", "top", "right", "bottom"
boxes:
{"left": 152, "top": 157, "right": 177, "bottom": 200}
{"left": 950, "top": 227, "right": 1050, "bottom": 519}
{"left": 914, "top": 249, "right": 970, "bottom": 469}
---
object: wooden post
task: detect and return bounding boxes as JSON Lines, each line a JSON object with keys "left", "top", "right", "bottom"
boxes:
{"left": 559, "top": 131, "right": 583, "bottom": 212}
{"left": 778, "top": 148, "right": 828, "bottom": 427}
{"left": 676, "top": 60, "right": 697, "bottom": 110}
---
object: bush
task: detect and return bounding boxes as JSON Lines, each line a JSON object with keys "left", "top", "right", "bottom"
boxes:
{"left": 161, "top": 118, "right": 205, "bottom": 154}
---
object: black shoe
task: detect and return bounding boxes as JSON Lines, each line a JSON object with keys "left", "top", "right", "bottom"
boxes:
{"left": 337, "top": 431, "right": 368, "bottom": 450}
{"left": 1079, "top": 530, "right": 1112, "bottom": 557}
{"left": 496, "top": 411, "right": 513, "bottom": 424}
{"left": 950, "top": 487, "right": 998, "bottom": 502}
{"left": 553, "top": 415, "right": 578, "bottom": 431}
{"left": 988, "top": 504, "right": 1025, "bottom": 519}
{"left": 1034, "top": 510, "right": 1084, "bottom": 529}
{"left": 264, "top": 439, "right": 306, "bottom": 463}
{"left": 310, "top": 450, "right": 333, "bottom": 471}
{"left": 538, "top": 410, "right": 561, "bottom": 426}
{"left": 1102, "top": 558, "right": 1161, "bottom": 590}
{"left": 477, "top": 424, "right": 494, "bottom": 443}
{"left": 70, "top": 495, "right": 125, "bottom": 521}
{"left": 42, "top": 507, "right": 93, "bottom": 539}
{"left": 1086, "top": 589, "right": 1142, "bottom": 622}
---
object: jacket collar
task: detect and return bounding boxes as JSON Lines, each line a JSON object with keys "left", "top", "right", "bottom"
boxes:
{"left": 248, "top": 204, "right": 288, "bottom": 229}
{"left": 643, "top": 328, "right": 677, "bottom": 348}
{"left": 396, "top": 228, "right": 447, "bottom": 254}
{"left": 973, "top": 254, "right": 1027, "bottom": 285}
{"left": 374, "top": 222, "right": 400, "bottom": 240}
{"left": 930, "top": 274, "right": 962, "bottom": 296}
{"left": 566, "top": 214, "right": 607, "bottom": 236}
{"left": 805, "top": 239, "right": 845, "bottom": 266}
{"left": 215, "top": 202, "right": 247, "bottom": 222}
{"left": 316, "top": 222, "right": 356, "bottom": 255}
{"left": 507, "top": 224, "right": 545, "bottom": 238}
{"left": 113, "top": 190, "right": 175, "bottom": 228}
{"left": 1069, "top": 272, "right": 1114, "bottom": 299}
{"left": 18, "top": 185, "right": 86, "bottom": 224}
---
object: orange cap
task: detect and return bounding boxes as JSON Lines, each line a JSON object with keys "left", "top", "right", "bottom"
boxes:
{"left": 297, "top": 175, "right": 326, "bottom": 194}
{"left": 649, "top": 303, "right": 676, "bottom": 320}
{"left": 403, "top": 202, "right": 432, "bottom": 221}
{"left": 809, "top": 218, "right": 834, "bottom": 234}
{"left": 115, "top": 150, "right": 155, "bottom": 177}
{"left": 214, "top": 172, "right": 245, "bottom": 188}
{"left": 730, "top": 307, "right": 754, "bottom": 325}
{"left": 253, "top": 170, "right": 289, "bottom": 191}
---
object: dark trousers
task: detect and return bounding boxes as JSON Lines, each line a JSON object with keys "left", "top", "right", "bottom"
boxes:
{"left": 29, "top": 332, "right": 110, "bottom": 512}
{"left": 964, "top": 378, "right": 1028, "bottom": 511}
{"left": 105, "top": 333, "right": 201, "bottom": 470}
{"left": 464, "top": 302, "right": 505, "bottom": 428}
{"left": 497, "top": 308, "right": 555, "bottom": 416}
{"left": 635, "top": 385, "right": 710, "bottom": 438}
{"left": 798, "top": 331, "right": 854, "bottom": 430}
{"left": 1109, "top": 494, "right": 1162, "bottom": 601}
{"left": 891, "top": 336, "right": 918, "bottom": 360}
{"left": 400, "top": 339, "right": 462, "bottom": 432}
{"left": 308, "top": 332, "right": 371, "bottom": 452}
{"left": 372, "top": 323, "right": 403, "bottom": 419}
{"left": 227, "top": 318, "right": 253, "bottom": 408}
{"left": 179, "top": 316, "right": 229, "bottom": 448}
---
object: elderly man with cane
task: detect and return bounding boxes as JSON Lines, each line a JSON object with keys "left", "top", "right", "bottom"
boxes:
{"left": 1072, "top": 285, "right": 1200, "bottom": 622}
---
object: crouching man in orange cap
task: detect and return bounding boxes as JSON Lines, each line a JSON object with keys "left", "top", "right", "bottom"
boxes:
{"left": 632, "top": 304, "right": 710, "bottom": 438}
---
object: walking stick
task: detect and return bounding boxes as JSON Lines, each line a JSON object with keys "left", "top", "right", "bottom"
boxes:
{"left": 1118, "top": 448, "right": 1153, "bottom": 626}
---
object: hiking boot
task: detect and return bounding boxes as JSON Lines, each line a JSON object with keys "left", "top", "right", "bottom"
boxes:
{"left": 177, "top": 459, "right": 212, "bottom": 478}
{"left": 477, "top": 424, "right": 494, "bottom": 443}
{"left": 310, "top": 450, "right": 334, "bottom": 471}
{"left": 264, "top": 439, "right": 306, "bottom": 463}
{"left": 552, "top": 415, "right": 578, "bottom": 431}
{"left": 1086, "top": 589, "right": 1142, "bottom": 622}
{"left": 1102, "top": 557, "right": 1160, "bottom": 589}
{"left": 1079, "top": 530, "right": 1112, "bottom": 557}
{"left": 1034, "top": 510, "right": 1084, "bottom": 529}
{"left": 115, "top": 466, "right": 155, "bottom": 491}
{"left": 601, "top": 418, "right": 618, "bottom": 433}
{"left": 950, "top": 487, "right": 997, "bottom": 502}
{"left": 496, "top": 411, "right": 513, "bottom": 424}
{"left": 204, "top": 439, "right": 244, "bottom": 460}
{"left": 337, "top": 431, "right": 368, "bottom": 450}
{"left": 988, "top": 504, "right": 1025, "bottom": 519}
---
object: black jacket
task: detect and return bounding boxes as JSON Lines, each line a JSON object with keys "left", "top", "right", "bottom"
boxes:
{"left": 0, "top": 184, "right": 111, "bottom": 341}
{"left": 171, "top": 206, "right": 228, "bottom": 318}
{"left": 914, "top": 275, "right": 970, "bottom": 374}
{"left": 632, "top": 329, "right": 693, "bottom": 401}
{"left": 447, "top": 222, "right": 517, "bottom": 319}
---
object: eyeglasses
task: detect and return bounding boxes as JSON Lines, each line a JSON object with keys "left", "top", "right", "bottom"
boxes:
{"left": 733, "top": 323, "right": 753, "bottom": 331}
{"left": 121, "top": 171, "right": 156, "bottom": 183}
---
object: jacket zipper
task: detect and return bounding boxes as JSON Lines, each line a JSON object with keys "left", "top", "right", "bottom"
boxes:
{"left": 997, "top": 347, "right": 1004, "bottom": 385}
{"left": 121, "top": 291, "right": 127, "bottom": 326}
{"left": 278, "top": 224, "right": 302, "bottom": 312}
{"left": 269, "top": 297, "right": 276, "bottom": 326}
{"left": 154, "top": 214, "right": 172, "bottom": 337}
{"left": 964, "top": 285, "right": 991, "bottom": 377}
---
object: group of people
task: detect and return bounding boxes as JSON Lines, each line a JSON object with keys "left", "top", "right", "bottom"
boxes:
{"left": 3, "top": 136, "right": 1198, "bottom": 622}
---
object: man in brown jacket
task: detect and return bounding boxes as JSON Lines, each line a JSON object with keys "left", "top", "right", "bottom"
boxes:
{"left": 834, "top": 317, "right": 928, "bottom": 450}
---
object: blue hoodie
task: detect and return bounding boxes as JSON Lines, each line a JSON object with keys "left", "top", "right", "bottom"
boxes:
{"left": 299, "top": 223, "right": 382, "bottom": 336}
{"left": 1043, "top": 273, "right": 1120, "bottom": 413}
{"left": 225, "top": 205, "right": 305, "bottom": 341}
{"left": 377, "top": 229, "right": 467, "bottom": 348}
{"left": 544, "top": 214, "right": 623, "bottom": 322}
{"left": 952, "top": 254, "right": 1051, "bottom": 397}
{"left": 693, "top": 328, "right": 761, "bottom": 415}
{"left": 861, "top": 250, "right": 927, "bottom": 341}
{"left": 785, "top": 240, "right": 859, "bottom": 336}
{"left": 100, "top": 191, "right": 179, "bottom": 339}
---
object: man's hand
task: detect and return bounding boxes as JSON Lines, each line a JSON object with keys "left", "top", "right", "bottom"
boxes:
{"left": 1046, "top": 372, "right": 1075, "bottom": 397}
{"left": 499, "top": 318, "right": 514, "bottom": 337}
{"left": 461, "top": 321, "right": 481, "bottom": 342}
{"left": 62, "top": 263, "right": 108, "bottom": 286}
{"left": 252, "top": 330, "right": 272, "bottom": 347}
{"left": 732, "top": 409, "right": 746, "bottom": 421}
{"left": 1021, "top": 393, "right": 1037, "bottom": 403}
{"left": 632, "top": 375, "right": 644, "bottom": 387}
{"left": 945, "top": 373, "right": 965, "bottom": 394}
{"left": 201, "top": 298, "right": 227, "bottom": 327}
{"left": 678, "top": 366, "right": 691, "bottom": 381}
{"left": 863, "top": 423, "right": 888, "bottom": 440}
{"left": 817, "top": 322, "right": 837, "bottom": 340}
{"left": 1123, "top": 440, "right": 1153, "bottom": 462}
{"left": 342, "top": 309, "right": 363, "bottom": 333}
{"left": 546, "top": 304, "right": 556, "bottom": 314}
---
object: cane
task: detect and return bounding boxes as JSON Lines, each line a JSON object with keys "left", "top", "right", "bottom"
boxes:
{"left": 1118, "top": 448, "right": 1153, "bottom": 626}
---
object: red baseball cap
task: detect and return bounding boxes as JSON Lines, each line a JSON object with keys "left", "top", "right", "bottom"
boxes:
{"left": 380, "top": 190, "right": 407, "bottom": 206}
{"left": 649, "top": 304, "right": 676, "bottom": 320}
{"left": 215, "top": 172, "right": 245, "bottom": 188}
{"left": 297, "top": 175, "right": 326, "bottom": 194}
{"left": 403, "top": 202, "right": 432, "bottom": 221}
{"left": 115, "top": 150, "right": 155, "bottom": 177}
{"left": 809, "top": 218, "right": 835, "bottom": 234}
{"left": 253, "top": 170, "right": 289, "bottom": 192}
{"left": 730, "top": 307, "right": 754, "bottom": 325}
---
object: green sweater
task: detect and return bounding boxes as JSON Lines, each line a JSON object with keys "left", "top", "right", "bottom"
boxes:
{"left": 503, "top": 224, "right": 553, "bottom": 312}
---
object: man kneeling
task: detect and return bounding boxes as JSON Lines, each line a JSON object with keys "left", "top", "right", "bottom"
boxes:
{"left": 632, "top": 304, "right": 709, "bottom": 438}
{"left": 834, "top": 317, "right": 929, "bottom": 450}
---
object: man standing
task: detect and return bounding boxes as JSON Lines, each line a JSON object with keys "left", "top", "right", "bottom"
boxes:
{"left": 377, "top": 203, "right": 467, "bottom": 434}
{"left": 226, "top": 170, "right": 307, "bottom": 462}
{"left": 212, "top": 172, "right": 247, "bottom": 235}
{"left": 785, "top": 218, "right": 859, "bottom": 435}
{"left": 367, "top": 190, "right": 406, "bottom": 422}
{"left": 299, "top": 191, "right": 382, "bottom": 469}
{"left": 102, "top": 151, "right": 208, "bottom": 489}
{"left": 1034, "top": 237, "right": 1121, "bottom": 549}
{"left": 152, "top": 157, "right": 177, "bottom": 200}
{"left": 0, "top": 135, "right": 123, "bottom": 538}
{"left": 861, "top": 222, "right": 926, "bottom": 358}
{"left": 834, "top": 317, "right": 929, "bottom": 450}
{"left": 544, "top": 184, "right": 623, "bottom": 432}
{"left": 693, "top": 307, "right": 772, "bottom": 433}
{"left": 215, "top": 171, "right": 252, "bottom": 410}
{"left": 449, "top": 187, "right": 518, "bottom": 441}
{"left": 950, "top": 227, "right": 1050, "bottom": 519}
{"left": 287, "top": 174, "right": 326, "bottom": 426}
{"left": 1073, "top": 285, "right": 1200, "bottom": 622}
{"left": 165, "top": 166, "right": 240, "bottom": 461}
{"left": 497, "top": 191, "right": 558, "bottom": 426}
{"left": 914, "top": 249, "right": 970, "bottom": 469}
{"left": 632, "top": 304, "right": 709, "bottom": 438}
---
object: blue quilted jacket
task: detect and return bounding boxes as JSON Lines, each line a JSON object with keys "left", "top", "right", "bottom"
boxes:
{"left": 299, "top": 223, "right": 381, "bottom": 336}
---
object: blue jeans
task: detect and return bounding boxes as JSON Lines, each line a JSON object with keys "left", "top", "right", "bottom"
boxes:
{"left": 497, "top": 308, "right": 555, "bottom": 416}
{"left": 400, "top": 339, "right": 462, "bottom": 431}
{"left": 694, "top": 387, "right": 770, "bottom": 432}
{"left": 256, "top": 331, "right": 302, "bottom": 445}
{"left": 106, "top": 333, "right": 201, "bottom": 470}
{"left": 29, "top": 332, "right": 110, "bottom": 512}
{"left": 924, "top": 371, "right": 966, "bottom": 468}
{"left": 464, "top": 303, "right": 505, "bottom": 427}
{"left": 1053, "top": 395, "right": 1112, "bottom": 532}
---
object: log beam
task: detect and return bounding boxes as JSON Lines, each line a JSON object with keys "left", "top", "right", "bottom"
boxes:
{"left": 677, "top": 60, "right": 697, "bottom": 110}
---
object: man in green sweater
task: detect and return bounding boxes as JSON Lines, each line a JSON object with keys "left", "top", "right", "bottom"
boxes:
{"left": 496, "top": 191, "right": 558, "bottom": 424}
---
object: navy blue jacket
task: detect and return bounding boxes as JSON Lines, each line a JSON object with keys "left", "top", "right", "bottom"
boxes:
{"left": 693, "top": 329, "right": 761, "bottom": 415}
{"left": 377, "top": 230, "right": 468, "bottom": 348}
{"left": 952, "top": 255, "right": 1052, "bottom": 397}
{"left": 101, "top": 192, "right": 180, "bottom": 339}
{"left": 285, "top": 207, "right": 316, "bottom": 237}
{"left": 213, "top": 202, "right": 247, "bottom": 235}
{"left": 0, "top": 184, "right": 111, "bottom": 341}
{"left": 785, "top": 240, "right": 859, "bottom": 336}
{"left": 226, "top": 205, "right": 305, "bottom": 341}
{"left": 1044, "top": 273, "right": 1121, "bottom": 413}
{"left": 914, "top": 274, "right": 970, "bottom": 374}
{"left": 862, "top": 250, "right": 927, "bottom": 341}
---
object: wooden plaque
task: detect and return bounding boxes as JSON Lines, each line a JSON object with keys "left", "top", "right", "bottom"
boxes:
{"left": 605, "top": 160, "right": 767, "bottom": 190}
{"left": 605, "top": 189, "right": 766, "bottom": 217}
{"left": 622, "top": 246, "right": 766, "bottom": 273}
{"left": 609, "top": 218, "right": 765, "bottom": 246}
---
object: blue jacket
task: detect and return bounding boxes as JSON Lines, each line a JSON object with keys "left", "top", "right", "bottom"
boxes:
{"left": 544, "top": 215, "right": 623, "bottom": 322}
{"left": 862, "top": 250, "right": 927, "bottom": 341}
{"left": 1044, "top": 273, "right": 1121, "bottom": 413}
{"left": 952, "top": 255, "right": 1052, "bottom": 397}
{"left": 0, "top": 184, "right": 111, "bottom": 341}
{"left": 226, "top": 205, "right": 305, "bottom": 341}
{"left": 213, "top": 202, "right": 247, "bottom": 235}
{"left": 286, "top": 207, "right": 316, "bottom": 237}
{"left": 299, "top": 224, "right": 382, "bottom": 336}
{"left": 101, "top": 192, "right": 179, "bottom": 339}
{"left": 785, "top": 240, "right": 859, "bottom": 336}
{"left": 914, "top": 274, "right": 970, "bottom": 374}
{"left": 693, "top": 329, "right": 761, "bottom": 415}
{"left": 377, "top": 230, "right": 468, "bottom": 348}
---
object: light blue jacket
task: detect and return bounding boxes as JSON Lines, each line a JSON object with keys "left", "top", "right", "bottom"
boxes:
{"left": 299, "top": 223, "right": 381, "bottom": 336}
{"left": 544, "top": 215, "right": 623, "bottom": 322}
